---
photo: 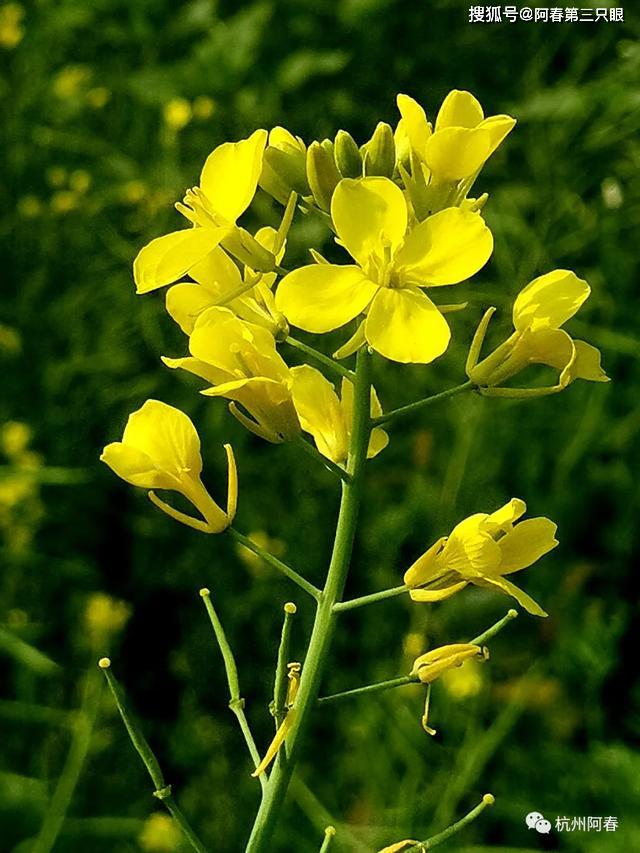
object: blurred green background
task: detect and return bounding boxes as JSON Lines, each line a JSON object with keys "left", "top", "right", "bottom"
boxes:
{"left": 2, "top": 0, "right": 639, "bottom": 851}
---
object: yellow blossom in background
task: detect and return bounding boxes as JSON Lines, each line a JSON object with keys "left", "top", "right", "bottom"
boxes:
{"left": 163, "top": 97, "right": 192, "bottom": 131}
{"left": 163, "top": 307, "right": 300, "bottom": 444}
{"left": 165, "top": 226, "right": 288, "bottom": 339}
{"left": 50, "top": 191, "right": 78, "bottom": 215}
{"left": 139, "top": 813, "right": 181, "bottom": 852}
{"left": 133, "top": 130, "right": 268, "bottom": 294}
{"left": 46, "top": 167, "right": 67, "bottom": 188}
{"left": 101, "top": 399, "right": 237, "bottom": 533}
{"left": 276, "top": 176, "right": 492, "bottom": 363}
{"left": 410, "top": 643, "right": 486, "bottom": 684}
{"left": 468, "top": 269, "right": 609, "bottom": 395}
{"left": 0, "top": 323, "right": 21, "bottom": 354}
{"left": 85, "top": 86, "right": 110, "bottom": 109}
{"left": 121, "top": 180, "right": 146, "bottom": 204}
{"left": 0, "top": 3, "right": 24, "bottom": 49}
{"left": 236, "top": 529, "right": 285, "bottom": 575}
{"left": 1, "top": 421, "right": 32, "bottom": 458}
{"left": 52, "top": 65, "right": 91, "bottom": 99}
{"left": 289, "top": 364, "right": 388, "bottom": 464}
{"left": 404, "top": 498, "right": 558, "bottom": 616}
{"left": 17, "top": 195, "right": 42, "bottom": 218}
{"left": 441, "top": 657, "right": 485, "bottom": 699}
{"left": 69, "top": 170, "right": 91, "bottom": 193}
{"left": 193, "top": 95, "right": 216, "bottom": 119}
{"left": 84, "top": 592, "right": 131, "bottom": 648}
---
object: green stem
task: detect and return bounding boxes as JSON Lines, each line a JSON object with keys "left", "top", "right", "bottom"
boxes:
{"left": 200, "top": 589, "right": 267, "bottom": 791}
{"left": 333, "top": 584, "right": 409, "bottom": 612}
{"left": 0, "top": 626, "right": 60, "bottom": 675}
{"left": 273, "top": 603, "right": 297, "bottom": 728}
{"left": 317, "top": 610, "right": 519, "bottom": 706}
{"left": 470, "top": 609, "right": 518, "bottom": 646}
{"left": 228, "top": 527, "right": 321, "bottom": 601}
{"left": 244, "top": 347, "right": 372, "bottom": 852}
{"left": 286, "top": 336, "right": 355, "bottom": 380}
{"left": 30, "top": 669, "right": 101, "bottom": 853}
{"left": 372, "top": 381, "right": 474, "bottom": 427}
{"left": 407, "top": 793, "right": 495, "bottom": 851}
{"left": 295, "top": 436, "right": 351, "bottom": 483}
{"left": 99, "top": 659, "right": 209, "bottom": 853}
{"left": 318, "top": 675, "right": 416, "bottom": 706}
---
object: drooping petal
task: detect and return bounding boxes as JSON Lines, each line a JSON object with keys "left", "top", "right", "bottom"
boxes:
{"left": 203, "top": 377, "right": 300, "bottom": 443}
{"left": 290, "top": 365, "right": 348, "bottom": 463}
{"left": 441, "top": 514, "right": 502, "bottom": 577}
{"left": 568, "top": 340, "right": 609, "bottom": 383}
{"left": 435, "top": 90, "right": 484, "bottom": 131}
{"left": 517, "top": 327, "right": 575, "bottom": 372}
{"left": 475, "top": 576, "right": 548, "bottom": 617}
{"left": 425, "top": 126, "right": 492, "bottom": 182}
{"left": 396, "top": 94, "right": 432, "bottom": 160}
{"left": 364, "top": 288, "right": 451, "bottom": 364}
{"left": 408, "top": 581, "right": 469, "bottom": 603}
{"left": 513, "top": 270, "right": 591, "bottom": 331}
{"left": 134, "top": 228, "right": 227, "bottom": 294}
{"left": 496, "top": 518, "right": 558, "bottom": 574}
{"left": 331, "top": 177, "right": 408, "bottom": 268}
{"left": 276, "top": 264, "right": 377, "bottom": 334}
{"left": 404, "top": 536, "right": 448, "bottom": 588}
{"left": 199, "top": 129, "right": 268, "bottom": 223}
{"left": 189, "top": 245, "right": 243, "bottom": 294}
{"left": 120, "top": 399, "right": 203, "bottom": 478}
{"left": 395, "top": 208, "right": 493, "bottom": 287}
{"left": 161, "top": 354, "right": 230, "bottom": 386}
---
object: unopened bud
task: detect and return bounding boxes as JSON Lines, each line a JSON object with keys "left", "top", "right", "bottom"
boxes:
{"left": 334, "top": 130, "right": 362, "bottom": 178}
{"left": 363, "top": 122, "right": 396, "bottom": 178}
{"left": 306, "top": 141, "right": 341, "bottom": 211}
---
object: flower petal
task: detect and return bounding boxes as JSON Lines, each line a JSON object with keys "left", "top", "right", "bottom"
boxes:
{"left": 483, "top": 498, "right": 527, "bottom": 534}
{"left": 165, "top": 283, "right": 219, "bottom": 335}
{"left": 100, "top": 443, "right": 175, "bottom": 491}
{"left": 497, "top": 518, "right": 558, "bottom": 574}
{"left": 513, "top": 269, "right": 590, "bottom": 331}
{"left": 479, "top": 115, "right": 517, "bottom": 157}
{"left": 365, "top": 288, "right": 451, "bottom": 364}
{"left": 569, "top": 340, "right": 609, "bottom": 383}
{"left": 408, "top": 581, "right": 468, "bottom": 603}
{"left": 276, "top": 264, "right": 377, "bottom": 334}
{"left": 290, "top": 365, "right": 348, "bottom": 463}
{"left": 435, "top": 90, "right": 484, "bottom": 130}
{"left": 190, "top": 245, "right": 243, "bottom": 293}
{"left": 134, "top": 228, "right": 227, "bottom": 294}
{"left": 475, "top": 576, "right": 548, "bottom": 617}
{"left": 120, "top": 399, "right": 203, "bottom": 478}
{"left": 199, "top": 129, "right": 267, "bottom": 223}
{"left": 331, "top": 177, "right": 407, "bottom": 268}
{"left": 396, "top": 93, "right": 432, "bottom": 160}
{"left": 395, "top": 208, "right": 493, "bottom": 287}
{"left": 425, "top": 126, "right": 491, "bottom": 182}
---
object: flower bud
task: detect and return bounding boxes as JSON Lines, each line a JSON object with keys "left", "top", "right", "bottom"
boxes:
{"left": 334, "top": 130, "right": 362, "bottom": 178}
{"left": 363, "top": 122, "right": 396, "bottom": 178}
{"left": 306, "top": 141, "right": 341, "bottom": 211}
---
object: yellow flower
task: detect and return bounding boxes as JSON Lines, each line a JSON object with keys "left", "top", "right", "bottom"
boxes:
{"left": 378, "top": 842, "right": 423, "bottom": 853}
{"left": 1, "top": 421, "right": 31, "bottom": 458}
{"left": 100, "top": 400, "right": 236, "bottom": 533}
{"left": 139, "top": 813, "right": 181, "bottom": 852}
{"left": 276, "top": 177, "right": 492, "bottom": 364}
{"left": 0, "top": 3, "right": 24, "bottom": 49}
{"left": 52, "top": 65, "right": 91, "bottom": 99}
{"left": 165, "top": 226, "right": 288, "bottom": 339}
{"left": 163, "top": 308, "right": 300, "bottom": 444}
{"left": 290, "top": 364, "right": 388, "bottom": 464}
{"left": 468, "top": 269, "right": 609, "bottom": 395}
{"left": 397, "top": 90, "right": 515, "bottom": 183}
{"left": 193, "top": 95, "right": 216, "bottom": 120}
{"left": 410, "top": 643, "right": 486, "bottom": 683}
{"left": 84, "top": 593, "right": 131, "bottom": 647}
{"left": 404, "top": 498, "right": 558, "bottom": 616}
{"left": 133, "top": 130, "right": 267, "bottom": 294}
{"left": 163, "top": 97, "right": 192, "bottom": 131}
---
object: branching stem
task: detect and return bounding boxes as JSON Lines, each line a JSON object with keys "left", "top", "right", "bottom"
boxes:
{"left": 286, "top": 336, "right": 355, "bottom": 381}
{"left": 373, "top": 381, "right": 475, "bottom": 427}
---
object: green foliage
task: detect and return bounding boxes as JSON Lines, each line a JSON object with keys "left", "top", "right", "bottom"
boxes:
{"left": 1, "top": 0, "right": 639, "bottom": 850}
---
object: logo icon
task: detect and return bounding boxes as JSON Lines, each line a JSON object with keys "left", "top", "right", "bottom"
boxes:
{"left": 526, "top": 812, "right": 552, "bottom": 834}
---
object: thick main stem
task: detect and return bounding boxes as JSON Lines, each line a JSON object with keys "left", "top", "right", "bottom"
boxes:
{"left": 244, "top": 348, "right": 372, "bottom": 852}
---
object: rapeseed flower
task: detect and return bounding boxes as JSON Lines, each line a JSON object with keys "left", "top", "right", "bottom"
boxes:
{"left": 276, "top": 177, "right": 492, "bottom": 363}
{"left": 404, "top": 498, "right": 558, "bottom": 616}
{"left": 467, "top": 269, "right": 608, "bottom": 395}
{"left": 133, "top": 130, "right": 267, "bottom": 293}
{"left": 163, "top": 308, "right": 300, "bottom": 443}
{"left": 410, "top": 643, "right": 486, "bottom": 684}
{"left": 101, "top": 399, "right": 236, "bottom": 533}
{"left": 290, "top": 364, "right": 388, "bottom": 463}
